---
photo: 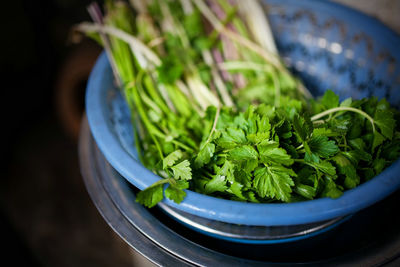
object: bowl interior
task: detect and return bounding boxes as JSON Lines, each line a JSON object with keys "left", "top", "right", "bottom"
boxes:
{"left": 86, "top": 0, "right": 400, "bottom": 226}
{"left": 267, "top": 0, "right": 400, "bottom": 106}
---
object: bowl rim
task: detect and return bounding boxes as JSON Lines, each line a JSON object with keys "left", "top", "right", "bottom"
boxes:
{"left": 85, "top": 0, "right": 400, "bottom": 226}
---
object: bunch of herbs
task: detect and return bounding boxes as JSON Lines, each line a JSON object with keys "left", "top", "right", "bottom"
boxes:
{"left": 76, "top": 0, "right": 400, "bottom": 207}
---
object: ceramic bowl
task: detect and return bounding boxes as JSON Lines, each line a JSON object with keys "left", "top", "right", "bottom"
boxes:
{"left": 85, "top": 0, "right": 400, "bottom": 226}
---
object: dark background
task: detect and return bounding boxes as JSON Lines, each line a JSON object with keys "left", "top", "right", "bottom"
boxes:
{"left": 1, "top": 0, "right": 137, "bottom": 266}
{"left": 1, "top": 0, "right": 399, "bottom": 267}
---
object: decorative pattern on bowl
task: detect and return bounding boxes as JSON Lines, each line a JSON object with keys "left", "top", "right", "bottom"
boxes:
{"left": 266, "top": 0, "right": 400, "bottom": 107}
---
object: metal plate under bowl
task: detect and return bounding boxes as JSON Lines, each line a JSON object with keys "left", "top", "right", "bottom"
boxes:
{"left": 157, "top": 203, "right": 347, "bottom": 244}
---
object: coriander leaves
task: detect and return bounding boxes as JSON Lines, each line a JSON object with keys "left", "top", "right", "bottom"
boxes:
{"left": 254, "top": 165, "right": 295, "bottom": 202}
{"left": 137, "top": 90, "right": 399, "bottom": 207}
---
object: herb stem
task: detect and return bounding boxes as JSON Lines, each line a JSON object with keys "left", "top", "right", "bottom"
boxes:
{"left": 202, "top": 50, "right": 234, "bottom": 107}
{"left": 87, "top": 4, "right": 123, "bottom": 88}
{"left": 76, "top": 22, "right": 161, "bottom": 66}
{"left": 191, "top": 0, "right": 283, "bottom": 70}
{"left": 218, "top": 61, "right": 274, "bottom": 73}
{"left": 205, "top": 106, "right": 221, "bottom": 145}
{"left": 311, "top": 107, "right": 376, "bottom": 133}
{"left": 131, "top": 74, "right": 165, "bottom": 159}
{"left": 208, "top": 6, "right": 237, "bottom": 46}
{"left": 142, "top": 74, "right": 171, "bottom": 115}
{"left": 151, "top": 131, "right": 195, "bottom": 152}
{"left": 312, "top": 119, "right": 325, "bottom": 125}
{"left": 296, "top": 144, "right": 304, "bottom": 150}
{"left": 271, "top": 69, "right": 280, "bottom": 107}
{"left": 147, "top": 178, "right": 172, "bottom": 188}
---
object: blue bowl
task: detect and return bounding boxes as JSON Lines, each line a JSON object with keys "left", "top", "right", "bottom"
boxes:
{"left": 85, "top": 0, "right": 400, "bottom": 226}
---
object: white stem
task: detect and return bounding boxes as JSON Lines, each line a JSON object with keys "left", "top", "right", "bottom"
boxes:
{"left": 160, "top": 1, "right": 177, "bottom": 34}
{"left": 129, "top": 0, "right": 147, "bottom": 13}
{"left": 158, "top": 83, "right": 177, "bottom": 113}
{"left": 180, "top": 0, "right": 194, "bottom": 14}
{"left": 218, "top": 61, "right": 274, "bottom": 72}
{"left": 192, "top": 0, "right": 313, "bottom": 99}
{"left": 76, "top": 22, "right": 162, "bottom": 66}
{"left": 147, "top": 37, "right": 164, "bottom": 50}
{"left": 186, "top": 76, "right": 220, "bottom": 110}
{"left": 191, "top": 0, "right": 282, "bottom": 70}
{"left": 176, "top": 80, "right": 191, "bottom": 98}
{"left": 129, "top": 43, "right": 148, "bottom": 69}
{"left": 202, "top": 50, "right": 234, "bottom": 106}
{"left": 87, "top": 5, "right": 122, "bottom": 88}
{"left": 176, "top": 80, "right": 203, "bottom": 114}
{"left": 235, "top": 0, "right": 278, "bottom": 55}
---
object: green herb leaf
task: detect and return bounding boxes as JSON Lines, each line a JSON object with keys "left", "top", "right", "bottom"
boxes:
{"left": 373, "top": 158, "right": 387, "bottom": 175}
{"left": 308, "top": 135, "right": 339, "bottom": 158}
{"left": 229, "top": 145, "right": 258, "bottom": 161}
{"left": 321, "top": 176, "right": 343, "bottom": 198}
{"left": 321, "top": 90, "right": 339, "bottom": 109}
{"left": 306, "top": 160, "right": 336, "bottom": 176}
{"left": 171, "top": 160, "right": 192, "bottom": 180}
{"left": 253, "top": 165, "right": 295, "bottom": 202}
{"left": 204, "top": 175, "right": 228, "bottom": 194}
{"left": 163, "top": 150, "right": 183, "bottom": 169}
{"left": 372, "top": 131, "right": 385, "bottom": 152}
{"left": 374, "top": 109, "right": 395, "bottom": 139}
{"left": 194, "top": 142, "right": 215, "bottom": 168}
{"left": 157, "top": 54, "right": 184, "bottom": 84}
{"left": 136, "top": 184, "right": 164, "bottom": 208}
{"left": 304, "top": 152, "right": 320, "bottom": 163}
{"left": 247, "top": 132, "right": 271, "bottom": 144}
{"left": 183, "top": 11, "right": 203, "bottom": 39}
{"left": 217, "top": 127, "right": 247, "bottom": 148}
{"left": 165, "top": 180, "right": 188, "bottom": 204}
{"left": 227, "top": 181, "right": 246, "bottom": 201}
{"left": 259, "top": 145, "right": 293, "bottom": 166}
{"left": 332, "top": 154, "right": 359, "bottom": 189}
{"left": 257, "top": 115, "right": 271, "bottom": 133}
{"left": 293, "top": 114, "right": 313, "bottom": 142}
{"left": 294, "top": 183, "right": 316, "bottom": 200}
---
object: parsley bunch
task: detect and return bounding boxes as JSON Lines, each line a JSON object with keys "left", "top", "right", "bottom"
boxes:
{"left": 139, "top": 93, "right": 399, "bottom": 206}
{"left": 77, "top": 0, "right": 400, "bottom": 207}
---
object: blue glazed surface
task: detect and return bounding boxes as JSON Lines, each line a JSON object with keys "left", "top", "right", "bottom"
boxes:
{"left": 86, "top": 0, "right": 400, "bottom": 226}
